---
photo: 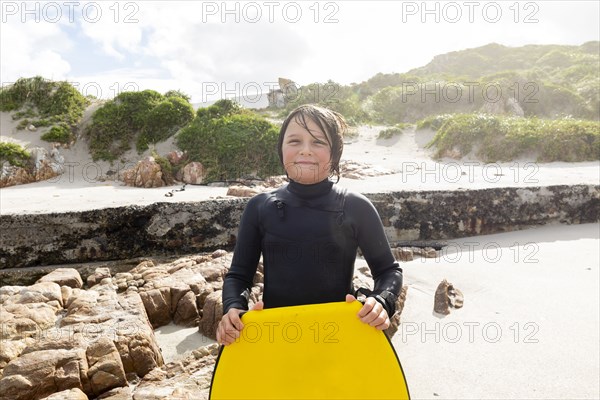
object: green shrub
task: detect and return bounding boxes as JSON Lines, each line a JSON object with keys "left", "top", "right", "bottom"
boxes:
{"left": 164, "top": 90, "right": 191, "bottom": 102}
{"left": 197, "top": 99, "right": 243, "bottom": 121}
{"left": 278, "top": 81, "right": 368, "bottom": 125}
{"left": 176, "top": 107, "right": 282, "bottom": 182}
{"left": 86, "top": 90, "right": 195, "bottom": 161}
{"left": 41, "top": 124, "right": 73, "bottom": 144}
{"left": 378, "top": 123, "right": 412, "bottom": 139}
{"left": 0, "top": 77, "right": 89, "bottom": 118}
{"left": 137, "top": 97, "right": 194, "bottom": 151}
{"left": 427, "top": 114, "right": 600, "bottom": 162}
{"left": 0, "top": 142, "right": 30, "bottom": 167}
{"left": 152, "top": 151, "right": 175, "bottom": 185}
{"left": 416, "top": 114, "right": 454, "bottom": 131}
{"left": 0, "top": 77, "right": 89, "bottom": 143}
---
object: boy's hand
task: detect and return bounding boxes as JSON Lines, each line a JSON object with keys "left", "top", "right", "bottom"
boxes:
{"left": 345, "top": 294, "right": 390, "bottom": 330}
{"left": 216, "top": 301, "right": 264, "bottom": 345}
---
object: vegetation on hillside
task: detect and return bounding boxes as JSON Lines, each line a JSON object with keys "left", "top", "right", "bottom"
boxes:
{"left": 85, "top": 90, "right": 194, "bottom": 161}
{"left": 0, "top": 76, "right": 90, "bottom": 144}
{"left": 423, "top": 114, "right": 600, "bottom": 162}
{"left": 0, "top": 142, "right": 30, "bottom": 167}
{"left": 176, "top": 99, "right": 282, "bottom": 182}
{"left": 377, "top": 123, "right": 412, "bottom": 140}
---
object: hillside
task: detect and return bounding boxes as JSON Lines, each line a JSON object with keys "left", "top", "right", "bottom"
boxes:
{"left": 298, "top": 42, "right": 600, "bottom": 123}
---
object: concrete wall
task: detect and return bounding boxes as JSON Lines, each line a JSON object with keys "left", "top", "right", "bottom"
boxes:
{"left": 1, "top": 185, "right": 598, "bottom": 270}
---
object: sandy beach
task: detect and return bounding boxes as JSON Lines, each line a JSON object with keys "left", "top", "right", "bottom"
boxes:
{"left": 395, "top": 222, "right": 599, "bottom": 399}
{"left": 1, "top": 110, "right": 599, "bottom": 399}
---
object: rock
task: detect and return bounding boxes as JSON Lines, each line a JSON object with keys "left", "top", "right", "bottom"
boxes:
{"left": 35, "top": 162, "right": 60, "bottom": 182}
{"left": 0, "top": 164, "right": 35, "bottom": 188}
{"left": 392, "top": 247, "right": 414, "bottom": 262}
{"left": 211, "top": 249, "right": 227, "bottom": 259}
{"left": 166, "top": 259, "right": 194, "bottom": 274}
{"left": 0, "top": 339, "right": 29, "bottom": 370}
{"left": 28, "top": 147, "right": 62, "bottom": 182}
{"left": 263, "top": 176, "right": 287, "bottom": 188}
{"left": 37, "top": 268, "right": 83, "bottom": 289}
{"left": 199, "top": 291, "right": 223, "bottom": 340}
{"left": 434, "top": 279, "right": 464, "bottom": 315}
{"left": 169, "top": 283, "right": 199, "bottom": 327}
{"left": 132, "top": 344, "right": 219, "bottom": 399}
{"left": 86, "top": 337, "right": 127, "bottom": 396}
{"left": 50, "top": 145, "right": 65, "bottom": 165}
{"left": 181, "top": 161, "right": 206, "bottom": 185}
{"left": 40, "top": 388, "right": 89, "bottom": 400}
{"left": 0, "top": 302, "right": 60, "bottom": 340}
{"left": 0, "top": 348, "right": 90, "bottom": 400}
{"left": 96, "top": 386, "right": 132, "bottom": 399}
{"left": 385, "top": 285, "right": 408, "bottom": 338}
{"left": 58, "top": 284, "right": 164, "bottom": 377}
{"left": 339, "top": 160, "right": 396, "bottom": 180}
{"left": 0, "top": 282, "right": 64, "bottom": 341}
{"left": 165, "top": 150, "right": 186, "bottom": 166}
{"left": 121, "top": 157, "right": 166, "bottom": 188}
{"left": 139, "top": 287, "right": 172, "bottom": 328}
{"left": 27, "top": 124, "right": 37, "bottom": 131}
{"left": 87, "top": 268, "right": 112, "bottom": 288}
{"left": 226, "top": 185, "right": 261, "bottom": 197}
{"left": 423, "top": 247, "right": 438, "bottom": 258}
{"left": 412, "top": 247, "right": 438, "bottom": 259}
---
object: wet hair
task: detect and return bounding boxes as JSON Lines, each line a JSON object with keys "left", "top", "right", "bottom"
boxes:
{"left": 277, "top": 104, "right": 347, "bottom": 182}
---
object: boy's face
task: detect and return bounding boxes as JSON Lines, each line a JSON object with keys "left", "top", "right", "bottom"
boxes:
{"left": 281, "top": 117, "right": 332, "bottom": 185}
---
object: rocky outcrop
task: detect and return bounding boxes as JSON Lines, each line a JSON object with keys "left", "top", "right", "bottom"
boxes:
{"left": 121, "top": 156, "right": 166, "bottom": 188}
{"left": 0, "top": 198, "right": 246, "bottom": 269}
{"left": 0, "top": 247, "right": 410, "bottom": 399}
{"left": 0, "top": 273, "right": 164, "bottom": 399}
{"left": 0, "top": 146, "right": 64, "bottom": 188}
{"left": 179, "top": 161, "right": 206, "bottom": 185}
{"left": 1, "top": 185, "right": 597, "bottom": 270}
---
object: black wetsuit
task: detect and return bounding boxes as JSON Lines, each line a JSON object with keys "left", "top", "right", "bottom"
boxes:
{"left": 222, "top": 179, "right": 403, "bottom": 316}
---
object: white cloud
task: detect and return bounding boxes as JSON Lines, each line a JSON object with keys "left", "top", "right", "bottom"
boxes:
{"left": 0, "top": 20, "right": 72, "bottom": 84}
{"left": 76, "top": 2, "right": 144, "bottom": 60}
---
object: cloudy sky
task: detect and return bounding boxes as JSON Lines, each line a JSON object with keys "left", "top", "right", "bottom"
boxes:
{"left": 1, "top": 1, "right": 598, "bottom": 104}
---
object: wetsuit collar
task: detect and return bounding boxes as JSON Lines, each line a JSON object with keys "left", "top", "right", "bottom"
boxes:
{"left": 287, "top": 179, "right": 334, "bottom": 199}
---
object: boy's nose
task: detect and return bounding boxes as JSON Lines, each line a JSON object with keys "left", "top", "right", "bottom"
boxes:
{"left": 300, "top": 143, "right": 312, "bottom": 155}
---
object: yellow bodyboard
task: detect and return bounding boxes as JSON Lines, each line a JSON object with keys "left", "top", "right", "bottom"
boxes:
{"left": 209, "top": 301, "right": 410, "bottom": 399}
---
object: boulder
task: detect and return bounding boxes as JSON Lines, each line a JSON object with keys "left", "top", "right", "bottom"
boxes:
{"left": 0, "top": 164, "right": 35, "bottom": 188}
{"left": 40, "top": 388, "right": 89, "bottom": 400}
{"left": 165, "top": 150, "right": 186, "bottom": 166}
{"left": 37, "top": 268, "right": 83, "bottom": 289}
{"left": 180, "top": 161, "right": 206, "bottom": 185}
{"left": 86, "top": 337, "right": 127, "bottom": 396}
{"left": 199, "top": 291, "right": 223, "bottom": 340}
{"left": 434, "top": 279, "right": 464, "bottom": 315}
{"left": 121, "top": 157, "right": 165, "bottom": 188}
{"left": 226, "top": 185, "right": 261, "bottom": 197}
{"left": 0, "top": 348, "right": 90, "bottom": 400}
{"left": 87, "top": 268, "right": 112, "bottom": 288}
